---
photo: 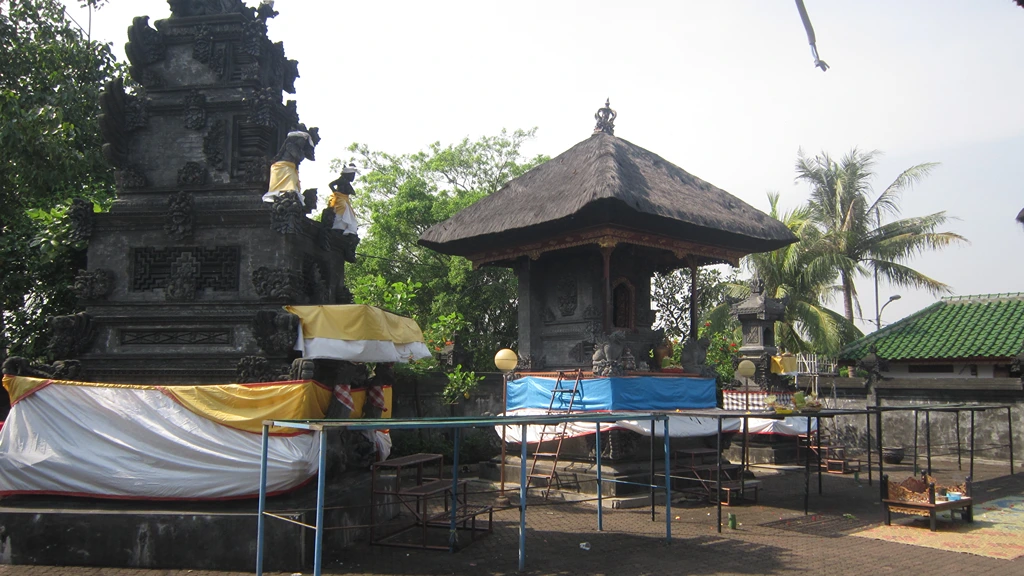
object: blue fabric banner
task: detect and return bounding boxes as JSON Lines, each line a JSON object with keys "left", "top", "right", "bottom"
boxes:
{"left": 506, "top": 375, "right": 717, "bottom": 412}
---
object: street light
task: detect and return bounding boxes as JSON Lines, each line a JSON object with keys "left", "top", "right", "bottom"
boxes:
{"left": 876, "top": 294, "right": 901, "bottom": 330}
{"left": 494, "top": 348, "right": 517, "bottom": 497}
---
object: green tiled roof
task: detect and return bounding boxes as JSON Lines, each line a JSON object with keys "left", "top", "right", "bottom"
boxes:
{"left": 839, "top": 293, "right": 1024, "bottom": 361}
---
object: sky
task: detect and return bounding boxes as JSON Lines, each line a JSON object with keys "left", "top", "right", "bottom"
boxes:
{"left": 63, "top": 0, "right": 1024, "bottom": 334}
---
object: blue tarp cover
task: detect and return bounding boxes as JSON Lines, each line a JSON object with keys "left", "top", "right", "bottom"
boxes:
{"left": 506, "top": 375, "right": 717, "bottom": 412}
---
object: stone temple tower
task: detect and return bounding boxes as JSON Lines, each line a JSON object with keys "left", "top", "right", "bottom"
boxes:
{"left": 57, "top": 1, "right": 356, "bottom": 384}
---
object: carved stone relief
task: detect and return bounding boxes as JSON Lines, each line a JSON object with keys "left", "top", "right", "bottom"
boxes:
{"left": 191, "top": 25, "right": 225, "bottom": 78}
{"left": 177, "top": 161, "right": 208, "bottom": 186}
{"left": 120, "top": 329, "right": 230, "bottom": 346}
{"left": 236, "top": 356, "right": 288, "bottom": 384}
{"left": 73, "top": 269, "right": 114, "bottom": 300}
{"left": 252, "top": 266, "right": 307, "bottom": 303}
{"left": 183, "top": 90, "right": 207, "bottom": 130}
{"left": 165, "top": 252, "right": 200, "bottom": 301}
{"left": 270, "top": 191, "right": 304, "bottom": 234}
{"left": 49, "top": 312, "right": 96, "bottom": 359}
{"left": 132, "top": 246, "right": 240, "bottom": 292}
{"left": 164, "top": 191, "right": 194, "bottom": 241}
{"left": 542, "top": 307, "right": 556, "bottom": 324}
{"left": 68, "top": 198, "right": 95, "bottom": 242}
{"left": 241, "top": 156, "right": 270, "bottom": 184}
{"left": 252, "top": 310, "right": 300, "bottom": 356}
{"left": 244, "top": 87, "right": 277, "bottom": 126}
{"left": 116, "top": 167, "right": 148, "bottom": 190}
{"left": 2, "top": 356, "right": 82, "bottom": 380}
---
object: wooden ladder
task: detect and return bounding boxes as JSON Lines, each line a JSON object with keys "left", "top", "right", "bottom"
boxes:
{"left": 526, "top": 369, "right": 583, "bottom": 499}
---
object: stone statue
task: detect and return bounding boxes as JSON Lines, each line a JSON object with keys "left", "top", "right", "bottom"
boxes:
{"left": 327, "top": 163, "right": 359, "bottom": 235}
{"left": 680, "top": 337, "right": 716, "bottom": 378}
{"left": 592, "top": 330, "right": 627, "bottom": 376}
{"left": 2, "top": 356, "right": 82, "bottom": 380}
{"left": 262, "top": 129, "right": 318, "bottom": 205}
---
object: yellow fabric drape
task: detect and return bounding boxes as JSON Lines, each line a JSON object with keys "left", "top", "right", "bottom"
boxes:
{"left": 328, "top": 191, "right": 352, "bottom": 215}
{"left": 267, "top": 161, "right": 300, "bottom": 193}
{"left": 285, "top": 304, "right": 424, "bottom": 344}
{"left": 2, "top": 376, "right": 334, "bottom": 435}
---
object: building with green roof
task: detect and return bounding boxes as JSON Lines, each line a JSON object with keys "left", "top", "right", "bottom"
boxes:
{"left": 839, "top": 293, "right": 1024, "bottom": 379}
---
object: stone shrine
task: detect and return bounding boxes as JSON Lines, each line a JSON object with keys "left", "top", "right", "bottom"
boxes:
{"left": 420, "top": 101, "right": 797, "bottom": 372}
{"left": 56, "top": 1, "right": 357, "bottom": 384}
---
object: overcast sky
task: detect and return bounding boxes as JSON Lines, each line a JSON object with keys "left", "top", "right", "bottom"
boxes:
{"left": 64, "top": 0, "right": 1024, "bottom": 334}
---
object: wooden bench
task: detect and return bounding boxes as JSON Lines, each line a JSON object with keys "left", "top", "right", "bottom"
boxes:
{"left": 709, "top": 480, "right": 761, "bottom": 506}
{"left": 882, "top": 474, "right": 973, "bottom": 531}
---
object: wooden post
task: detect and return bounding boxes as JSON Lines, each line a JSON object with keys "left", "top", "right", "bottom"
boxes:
{"left": 688, "top": 255, "right": 699, "bottom": 340}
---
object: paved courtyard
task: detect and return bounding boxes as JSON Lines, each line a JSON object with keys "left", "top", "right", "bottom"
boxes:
{"left": 1, "top": 458, "right": 1021, "bottom": 576}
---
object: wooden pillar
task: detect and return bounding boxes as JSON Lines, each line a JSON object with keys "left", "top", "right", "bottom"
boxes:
{"left": 688, "top": 255, "right": 699, "bottom": 340}
{"left": 601, "top": 245, "right": 614, "bottom": 333}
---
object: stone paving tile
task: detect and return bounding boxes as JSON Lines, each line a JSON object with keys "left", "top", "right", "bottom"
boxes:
{"left": 1, "top": 459, "right": 1021, "bottom": 576}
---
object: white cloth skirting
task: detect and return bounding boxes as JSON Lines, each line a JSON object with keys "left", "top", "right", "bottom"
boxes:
{"left": 497, "top": 408, "right": 819, "bottom": 444}
{"left": 294, "top": 325, "right": 432, "bottom": 363}
{"left": 0, "top": 384, "right": 320, "bottom": 499}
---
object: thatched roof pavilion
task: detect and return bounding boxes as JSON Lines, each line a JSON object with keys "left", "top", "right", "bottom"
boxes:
{"left": 420, "top": 102, "right": 797, "bottom": 371}
{"left": 420, "top": 107, "right": 795, "bottom": 270}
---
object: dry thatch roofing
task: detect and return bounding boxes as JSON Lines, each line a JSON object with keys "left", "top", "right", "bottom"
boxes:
{"left": 419, "top": 132, "right": 797, "bottom": 260}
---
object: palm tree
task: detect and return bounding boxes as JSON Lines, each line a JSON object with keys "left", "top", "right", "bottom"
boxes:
{"left": 795, "top": 149, "right": 967, "bottom": 324}
{"left": 737, "top": 193, "right": 859, "bottom": 355}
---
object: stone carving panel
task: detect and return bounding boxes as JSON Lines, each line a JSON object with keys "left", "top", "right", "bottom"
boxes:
{"left": 49, "top": 312, "right": 96, "bottom": 359}
{"left": 177, "top": 161, "right": 208, "bottom": 186}
{"left": 120, "top": 329, "right": 231, "bottom": 346}
{"left": 270, "top": 191, "right": 304, "bottom": 234}
{"left": 132, "top": 246, "right": 240, "bottom": 292}
{"left": 73, "top": 269, "right": 114, "bottom": 300}
{"left": 252, "top": 266, "right": 307, "bottom": 303}
{"left": 183, "top": 89, "right": 207, "bottom": 130}
{"left": 165, "top": 252, "right": 200, "bottom": 301}
{"left": 203, "top": 120, "right": 226, "bottom": 170}
{"left": 68, "top": 198, "right": 95, "bottom": 242}
{"left": 252, "top": 310, "right": 300, "bottom": 355}
{"left": 164, "top": 191, "right": 194, "bottom": 241}
{"left": 236, "top": 355, "right": 287, "bottom": 384}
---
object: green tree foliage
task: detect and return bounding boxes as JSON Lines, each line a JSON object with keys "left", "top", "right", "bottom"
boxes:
{"left": 741, "top": 193, "right": 860, "bottom": 355}
{"left": 335, "top": 129, "right": 549, "bottom": 371}
{"left": 652, "top": 266, "right": 739, "bottom": 340}
{"left": 795, "top": 149, "right": 967, "bottom": 323}
{"left": 0, "top": 0, "right": 120, "bottom": 359}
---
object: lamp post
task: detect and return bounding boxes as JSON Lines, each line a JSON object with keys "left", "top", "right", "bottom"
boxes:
{"left": 736, "top": 360, "right": 756, "bottom": 410}
{"left": 875, "top": 294, "right": 901, "bottom": 330}
{"left": 494, "top": 348, "right": 518, "bottom": 498}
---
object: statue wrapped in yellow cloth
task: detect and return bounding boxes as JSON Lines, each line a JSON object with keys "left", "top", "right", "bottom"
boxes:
{"left": 263, "top": 130, "right": 317, "bottom": 205}
{"left": 328, "top": 163, "right": 359, "bottom": 235}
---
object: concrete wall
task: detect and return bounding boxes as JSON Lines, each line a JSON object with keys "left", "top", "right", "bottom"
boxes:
{"left": 812, "top": 376, "right": 1024, "bottom": 466}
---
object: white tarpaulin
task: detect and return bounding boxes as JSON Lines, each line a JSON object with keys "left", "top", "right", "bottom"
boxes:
{"left": 0, "top": 383, "right": 320, "bottom": 499}
{"left": 498, "top": 408, "right": 818, "bottom": 444}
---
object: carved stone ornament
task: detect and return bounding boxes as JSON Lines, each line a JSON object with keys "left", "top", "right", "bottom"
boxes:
{"left": 270, "top": 191, "right": 305, "bottom": 234}
{"left": 244, "top": 87, "right": 277, "bottom": 127}
{"left": 125, "top": 16, "right": 165, "bottom": 67}
{"left": 252, "top": 310, "right": 300, "bottom": 356}
{"left": 241, "top": 156, "right": 271, "bottom": 184}
{"left": 592, "top": 330, "right": 627, "bottom": 377}
{"left": 165, "top": 252, "right": 200, "bottom": 301}
{"left": 593, "top": 98, "right": 617, "bottom": 136}
{"left": 242, "top": 17, "right": 268, "bottom": 58}
{"left": 48, "top": 312, "right": 96, "bottom": 359}
{"left": 236, "top": 356, "right": 287, "bottom": 384}
{"left": 203, "top": 120, "right": 226, "bottom": 170}
{"left": 177, "top": 161, "right": 208, "bottom": 187}
{"left": 116, "top": 167, "right": 147, "bottom": 190}
{"left": 183, "top": 89, "right": 207, "bottom": 130}
{"left": 73, "top": 268, "right": 114, "bottom": 300}
{"left": 306, "top": 262, "right": 330, "bottom": 304}
{"left": 516, "top": 353, "right": 545, "bottom": 371}
{"left": 67, "top": 198, "right": 95, "bottom": 243}
{"left": 164, "top": 191, "right": 194, "bottom": 241}
{"left": 2, "top": 356, "right": 82, "bottom": 380}
{"left": 557, "top": 275, "right": 578, "bottom": 317}
{"left": 124, "top": 90, "right": 148, "bottom": 132}
{"left": 252, "top": 266, "right": 307, "bottom": 303}
{"left": 583, "top": 304, "right": 601, "bottom": 319}
{"left": 241, "top": 62, "right": 261, "bottom": 82}
{"left": 191, "top": 25, "right": 225, "bottom": 78}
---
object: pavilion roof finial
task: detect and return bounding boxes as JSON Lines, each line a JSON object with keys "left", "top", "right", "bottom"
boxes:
{"left": 593, "top": 98, "right": 616, "bottom": 136}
